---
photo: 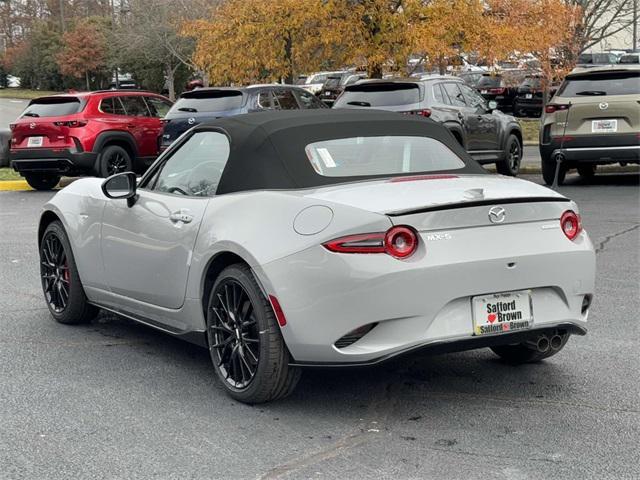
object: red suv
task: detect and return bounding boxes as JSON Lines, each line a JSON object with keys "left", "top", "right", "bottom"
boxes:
{"left": 9, "top": 91, "right": 173, "bottom": 190}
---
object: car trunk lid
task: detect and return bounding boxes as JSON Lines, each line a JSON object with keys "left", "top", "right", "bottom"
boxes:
{"left": 11, "top": 96, "right": 85, "bottom": 150}
{"left": 302, "top": 175, "right": 569, "bottom": 229}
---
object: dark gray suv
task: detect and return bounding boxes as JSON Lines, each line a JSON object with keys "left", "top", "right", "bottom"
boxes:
{"left": 334, "top": 77, "right": 523, "bottom": 175}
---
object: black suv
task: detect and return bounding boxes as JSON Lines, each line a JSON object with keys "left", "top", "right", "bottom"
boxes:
{"left": 334, "top": 77, "right": 523, "bottom": 175}
{"left": 319, "top": 72, "right": 367, "bottom": 105}
{"left": 160, "top": 85, "right": 326, "bottom": 150}
{"left": 476, "top": 73, "right": 522, "bottom": 112}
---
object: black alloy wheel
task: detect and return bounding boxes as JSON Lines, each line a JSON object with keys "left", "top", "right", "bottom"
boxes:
{"left": 205, "top": 264, "right": 301, "bottom": 403}
{"left": 209, "top": 279, "right": 261, "bottom": 390}
{"left": 41, "top": 232, "right": 70, "bottom": 313}
{"left": 99, "top": 145, "right": 133, "bottom": 178}
{"left": 39, "top": 221, "right": 98, "bottom": 324}
{"left": 496, "top": 134, "right": 522, "bottom": 176}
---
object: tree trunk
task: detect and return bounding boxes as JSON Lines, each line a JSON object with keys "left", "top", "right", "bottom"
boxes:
{"left": 85, "top": 70, "right": 90, "bottom": 91}
{"left": 284, "top": 31, "right": 294, "bottom": 84}
{"left": 368, "top": 63, "right": 383, "bottom": 79}
{"left": 165, "top": 62, "right": 176, "bottom": 101}
{"left": 438, "top": 55, "right": 446, "bottom": 75}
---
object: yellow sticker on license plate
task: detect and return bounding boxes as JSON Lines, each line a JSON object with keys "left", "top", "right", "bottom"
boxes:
{"left": 472, "top": 290, "right": 532, "bottom": 336}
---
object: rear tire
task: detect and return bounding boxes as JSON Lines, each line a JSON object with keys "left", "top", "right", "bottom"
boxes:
{"left": 98, "top": 145, "right": 132, "bottom": 178}
{"left": 491, "top": 333, "right": 569, "bottom": 363}
{"left": 577, "top": 164, "right": 596, "bottom": 179}
{"left": 542, "top": 156, "right": 566, "bottom": 186}
{"left": 496, "top": 134, "right": 522, "bottom": 176}
{"left": 40, "top": 221, "right": 98, "bottom": 324}
{"left": 206, "top": 264, "right": 301, "bottom": 403}
{"left": 25, "top": 174, "right": 60, "bottom": 191}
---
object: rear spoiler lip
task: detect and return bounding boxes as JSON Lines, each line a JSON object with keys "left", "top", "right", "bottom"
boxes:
{"left": 386, "top": 196, "right": 570, "bottom": 217}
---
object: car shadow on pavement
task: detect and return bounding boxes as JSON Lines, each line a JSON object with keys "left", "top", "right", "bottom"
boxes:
{"left": 89, "top": 310, "right": 573, "bottom": 415}
{"left": 561, "top": 171, "right": 639, "bottom": 187}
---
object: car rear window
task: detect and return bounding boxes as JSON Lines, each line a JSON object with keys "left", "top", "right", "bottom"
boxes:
{"left": 520, "top": 77, "right": 542, "bottom": 88}
{"left": 324, "top": 77, "right": 341, "bottom": 88}
{"left": 334, "top": 83, "right": 421, "bottom": 107}
{"left": 577, "top": 53, "right": 616, "bottom": 64}
{"left": 22, "top": 97, "right": 84, "bottom": 117}
{"left": 477, "top": 76, "right": 501, "bottom": 88}
{"left": 557, "top": 71, "right": 640, "bottom": 96}
{"left": 305, "top": 136, "right": 465, "bottom": 177}
{"left": 169, "top": 90, "right": 244, "bottom": 114}
{"left": 619, "top": 55, "right": 639, "bottom": 64}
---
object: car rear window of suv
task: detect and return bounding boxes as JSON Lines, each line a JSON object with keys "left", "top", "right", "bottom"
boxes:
{"left": 334, "top": 83, "right": 420, "bottom": 107}
{"left": 477, "top": 76, "right": 501, "bottom": 88}
{"left": 557, "top": 71, "right": 640, "bottom": 96}
{"left": 168, "top": 90, "right": 244, "bottom": 114}
{"left": 22, "top": 97, "right": 84, "bottom": 117}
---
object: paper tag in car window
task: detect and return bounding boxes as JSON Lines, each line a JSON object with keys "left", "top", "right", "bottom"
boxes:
{"left": 317, "top": 148, "right": 336, "bottom": 168}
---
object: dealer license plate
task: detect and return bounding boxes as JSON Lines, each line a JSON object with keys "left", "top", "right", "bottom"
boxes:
{"left": 525, "top": 93, "right": 533, "bottom": 99}
{"left": 480, "top": 89, "right": 488, "bottom": 94}
{"left": 592, "top": 119, "right": 617, "bottom": 133}
{"left": 27, "top": 136, "right": 44, "bottom": 147}
{"left": 472, "top": 290, "right": 532, "bottom": 336}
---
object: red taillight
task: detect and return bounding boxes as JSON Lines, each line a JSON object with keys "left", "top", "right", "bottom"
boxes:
{"left": 489, "top": 87, "right": 506, "bottom": 94}
{"left": 323, "top": 225, "right": 419, "bottom": 259}
{"left": 403, "top": 109, "right": 431, "bottom": 117}
{"left": 560, "top": 210, "right": 581, "bottom": 241}
{"left": 268, "top": 295, "right": 287, "bottom": 327}
{"left": 53, "top": 120, "right": 87, "bottom": 127}
{"left": 545, "top": 104, "right": 570, "bottom": 114}
{"left": 384, "top": 226, "right": 418, "bottom": 258}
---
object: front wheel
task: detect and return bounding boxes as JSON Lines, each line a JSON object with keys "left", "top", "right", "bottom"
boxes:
{"left": 25, "top": 174, "right": 60, "bottom": 191}
{"left": 206, "top": 264, "right": 301, "bottom": 403}
{"left": 40, "top": 221, "right": 98, "bottom": 324}
{"left": 496, "top": 134, "right": 522, "bottom": 176}
{"left": 577, "top": 164, "right": 596, "bottom": 179}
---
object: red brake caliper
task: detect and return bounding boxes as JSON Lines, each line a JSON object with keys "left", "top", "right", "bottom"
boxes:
{"left": 63, "top": 261, "right": 70, "bottom": 282}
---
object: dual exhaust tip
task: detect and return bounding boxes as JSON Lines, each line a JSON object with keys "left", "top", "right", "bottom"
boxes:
{"left": 526, "top": 333, "right": 564, "bottom": 353}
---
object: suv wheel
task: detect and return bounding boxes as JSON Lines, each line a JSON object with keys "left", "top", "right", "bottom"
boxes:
{"left": 99, "top": 145, "right": 132, "bottom": 178}
{"left": 577, "top": 165, "right": 596, "bottom": 179}
{"left": 542, "top": 155, "right": 567, "bottom": 186}
{"left": 25, "top": 174, "right": 60, "bottom": 191}
{"left": 496, "top": 134, "right": 522, "bottom": 176}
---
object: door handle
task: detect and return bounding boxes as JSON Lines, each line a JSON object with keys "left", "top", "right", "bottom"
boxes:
{"left": 169, "top": 211, "right": 193, "bottom": 223}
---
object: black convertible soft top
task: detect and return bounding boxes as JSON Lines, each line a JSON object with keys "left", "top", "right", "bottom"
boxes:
{"left": 189, "top": 109, "right": 486, "bottom": 194}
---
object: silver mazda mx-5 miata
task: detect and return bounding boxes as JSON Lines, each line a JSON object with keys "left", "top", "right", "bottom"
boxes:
{"left": 38, "top": 110, "right": 595, "bottom": 403}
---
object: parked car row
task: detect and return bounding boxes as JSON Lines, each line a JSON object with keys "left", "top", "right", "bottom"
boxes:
{"left": 9, "top": 85, "right": 326, "bottom": 190}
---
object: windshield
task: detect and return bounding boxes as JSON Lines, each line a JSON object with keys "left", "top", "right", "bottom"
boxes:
{"left": 334, "top": 84, "right": 420, "bottom": 107}
{"left": 22, "top": 97, "right": 84, "bottom": 117}
{"left": 619, "top": 55, "right": 639, "bottom": 64}
{"left": 520, "top": 77, "right": 542, "bottom": 89}
{"left": 577, "top": 53, "right": 616, "bottom": 64}
{"left": 305, "top": 136, "right": 465, "bottom": 177}
{"left": 558, "top": 71, "right": 639, "bottom": 96}
{"left": 169, "top": 91, "right": 243, "bottom": 113}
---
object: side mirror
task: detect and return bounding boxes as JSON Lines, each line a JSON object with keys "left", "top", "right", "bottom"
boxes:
{"left": 101, "top": 172, "right": 137, "bottom": 207}
{"left": 488, "top": 100, "right": 498, "bottom": 111}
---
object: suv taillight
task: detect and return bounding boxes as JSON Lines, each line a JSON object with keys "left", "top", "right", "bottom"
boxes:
{"left": 560, "top": 210, "right": 581, "bottom": 241}
{"left": 323, "top": 226, "right": 419, "bottom": 259}
{"left": 403, "top": 109, "right": 431, "bottom": 117}
{"left": 545, "top": 104, "right": 570, "bottom": 114}
{"left": 488, "top": 87, "right": 506, "bottom": 94}
{"left": 53, "top": 120, "right": 87, "bottom": 127}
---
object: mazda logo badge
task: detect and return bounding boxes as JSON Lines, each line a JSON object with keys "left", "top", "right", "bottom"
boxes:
{"left": 29, "top": 122, "right": 36, "bottom": 129}
{"left": 488, "top": 206, "right": 506, "bottom": 224}
{"left": 187, "top": 117, "right": 196, "bottom": 125}
{"left": 598, "top": 102, "right": 608, "bottom": 110}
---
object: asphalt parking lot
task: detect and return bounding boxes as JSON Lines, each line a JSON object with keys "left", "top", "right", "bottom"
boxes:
{"left": 0, "top": 173, "right": 638, "bottom": 480}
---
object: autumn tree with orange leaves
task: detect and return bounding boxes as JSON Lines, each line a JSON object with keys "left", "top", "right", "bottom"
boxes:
{"left": 184, "top": 0, "right": 582, "bottom": 85}
{"left": 56, "top": 19, "right": 108, "bottom": 90}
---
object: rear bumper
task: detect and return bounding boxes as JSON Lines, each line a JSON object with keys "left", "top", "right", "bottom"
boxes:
{"left": 540, "top": 134, "right": 640, "bottom": 164}
{"left": 10, "top": 148, "right": 97, "bottom": 175}
{"left": 259, "top": 220, "right": 596, "bottom": 364}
